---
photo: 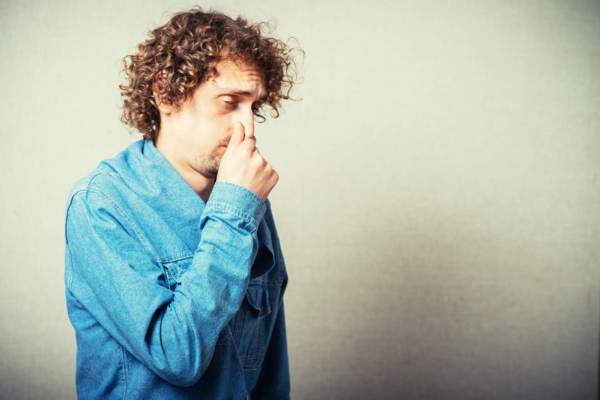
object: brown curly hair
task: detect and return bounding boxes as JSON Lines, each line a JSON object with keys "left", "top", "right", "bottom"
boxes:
{"left": 120, "top": 8, "right": 301, "bottom": 139}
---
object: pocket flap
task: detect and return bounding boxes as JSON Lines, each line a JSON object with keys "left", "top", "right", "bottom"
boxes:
{"left": 245, "top": 286, "right": 271, "bottom": 318}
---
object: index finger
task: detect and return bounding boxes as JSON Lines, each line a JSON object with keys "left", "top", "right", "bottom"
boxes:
{"left": 240, "top": 121, "right": 254, "bottom": 140}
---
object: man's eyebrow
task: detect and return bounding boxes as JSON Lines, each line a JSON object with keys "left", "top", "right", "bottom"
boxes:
{"left": 218, "top": 88, "right": 268, "bottom": 102}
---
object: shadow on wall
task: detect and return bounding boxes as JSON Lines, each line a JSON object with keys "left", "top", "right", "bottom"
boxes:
{"left": 291, "top": 200, "right": 597, "bottom": 400}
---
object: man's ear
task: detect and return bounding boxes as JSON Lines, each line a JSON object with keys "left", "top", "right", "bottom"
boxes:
{"left": 154, "top": 94, "right": 173, "bottom": 115}
{"left": 153, "top": 71, "right": 173, "bottom": 114}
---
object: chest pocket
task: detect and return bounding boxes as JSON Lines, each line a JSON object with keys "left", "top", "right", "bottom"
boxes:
{"left": 232, "top": 284, "right": 274, "bottom": 371}
{"left": 230, "top": 237, "right": 283, "bottom": 371}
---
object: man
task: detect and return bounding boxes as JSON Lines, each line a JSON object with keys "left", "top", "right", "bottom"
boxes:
{"left": 64, "top": 8, "right": 299, "bottom": 399}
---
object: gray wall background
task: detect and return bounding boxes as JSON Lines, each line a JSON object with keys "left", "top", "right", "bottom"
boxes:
{"left": 1, "top": 0, "right": 599, "bottom": 399}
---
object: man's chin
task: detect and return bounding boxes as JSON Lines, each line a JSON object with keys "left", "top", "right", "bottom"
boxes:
{"left": 201, "top": 168, "right": 219, "bottom": 179}
{"left": 195, "top": 163, "right": 219, "bottom": 180}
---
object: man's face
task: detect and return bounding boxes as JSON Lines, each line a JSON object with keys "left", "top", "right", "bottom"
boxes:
{"left": 156, "top": 59, "right": 267, "bottom": 179}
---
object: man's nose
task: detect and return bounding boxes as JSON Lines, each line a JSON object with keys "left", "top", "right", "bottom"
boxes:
{"left": 239, "top": 107, "right": 255, "bottom": 138}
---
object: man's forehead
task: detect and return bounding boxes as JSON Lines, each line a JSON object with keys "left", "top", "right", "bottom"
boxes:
{"left": 209, "top": 59, "right": 267, "bottom": 98}
{"left": 216, "top": 87, "right": 269, "bottom": 102}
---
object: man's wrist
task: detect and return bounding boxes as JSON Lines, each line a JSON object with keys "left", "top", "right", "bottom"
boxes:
{"left": 205, "top": 182, "right": 267, "bottom": 230}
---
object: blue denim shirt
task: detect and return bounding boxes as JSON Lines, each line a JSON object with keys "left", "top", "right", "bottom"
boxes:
{"left": 64, "top": 140, "right": 289, "bottom": 399}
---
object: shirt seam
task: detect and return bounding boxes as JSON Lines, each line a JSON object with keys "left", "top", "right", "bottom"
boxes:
{"left": 67, "top": 184, "right": 159, "bottom": 265}
{"left": 206, "top": 201, "right": 261, "bottom": 231}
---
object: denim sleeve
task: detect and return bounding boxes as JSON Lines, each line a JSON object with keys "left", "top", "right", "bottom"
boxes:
{"left": 65, "top": 181, "right": 265, "bottom": 387}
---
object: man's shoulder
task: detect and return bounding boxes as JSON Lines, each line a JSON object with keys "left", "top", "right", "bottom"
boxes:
{"left": 66, "top": 140, "right": 147, "bottom": 209}
{"left": 67, "top": 170, "right": 120, "bottom": 203}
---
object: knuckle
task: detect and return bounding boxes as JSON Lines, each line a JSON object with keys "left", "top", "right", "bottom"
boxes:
{"left": 254, "top": 153, "right": 266, "bottom": 165}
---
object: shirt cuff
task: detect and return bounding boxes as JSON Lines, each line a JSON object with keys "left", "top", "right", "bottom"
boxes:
{"left": 205, "top": 182, "right": 267, "bottom": 231}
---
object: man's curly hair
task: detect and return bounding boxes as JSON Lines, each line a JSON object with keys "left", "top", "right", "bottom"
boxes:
{"left": 120, "top": 8, "right": 301, "bottom": 139}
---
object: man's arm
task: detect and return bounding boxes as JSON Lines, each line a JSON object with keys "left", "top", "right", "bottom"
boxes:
{"left": 65, "top": 181, "right": 264, "bottom": 387}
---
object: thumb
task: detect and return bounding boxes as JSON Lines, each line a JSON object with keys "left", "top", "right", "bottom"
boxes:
{"left": 225, "top": 121, "right": 245, "bottom": 154}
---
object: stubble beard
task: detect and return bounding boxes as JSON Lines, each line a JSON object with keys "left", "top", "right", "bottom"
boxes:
{"left": 195, "top": 153, "right": 220, "bottom": 179}
{"left": 194, "top": 138, "right": 229, "bottom": 179}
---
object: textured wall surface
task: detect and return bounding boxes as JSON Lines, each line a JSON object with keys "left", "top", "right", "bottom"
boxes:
{"left": 1, "top": 1, "right": 598, "bottom": 399}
